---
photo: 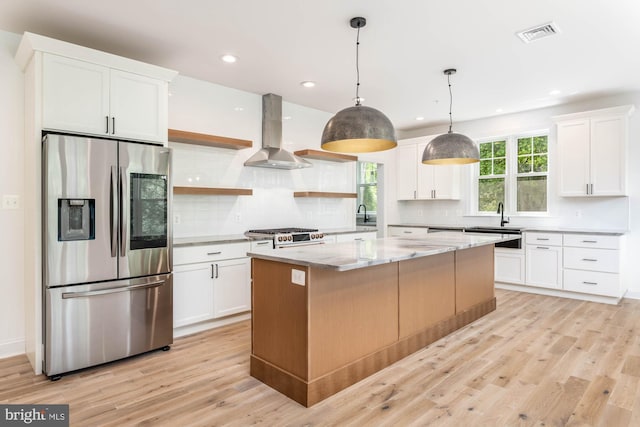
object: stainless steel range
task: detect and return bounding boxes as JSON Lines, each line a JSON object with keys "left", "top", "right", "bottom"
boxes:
{"left": 246, "top": 227, "right": 325, "bottom": 248}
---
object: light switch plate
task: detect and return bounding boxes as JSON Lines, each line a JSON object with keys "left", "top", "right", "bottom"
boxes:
{"left": 291, "top": 269, "right": 306, "bottom": 286}
{"left": 2, "top": 195, "right": 20, "bottom": 210}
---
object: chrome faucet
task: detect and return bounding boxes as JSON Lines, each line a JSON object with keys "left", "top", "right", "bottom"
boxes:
{"left": 357, "top": 204, "right": 369, "bottom": 223}
{"left": 497, "top": 202, "right": 509, "bottom": 227}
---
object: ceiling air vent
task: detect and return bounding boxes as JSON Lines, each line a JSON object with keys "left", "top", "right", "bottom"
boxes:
{"left": 516, "top": 22, "right": 560, "bottom": 43}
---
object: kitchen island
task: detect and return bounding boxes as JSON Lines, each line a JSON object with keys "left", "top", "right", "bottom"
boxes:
{"left": 248, "top": 232, "right": 517, "bottom": 407}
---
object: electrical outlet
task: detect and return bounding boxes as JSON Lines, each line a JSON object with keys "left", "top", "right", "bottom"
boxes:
{"left": 575, "top": 210, "right": 582, "bottom": 218}
{"left": 291, "top": 269, "right": 306, "bottom": 286}
{"left": 174, "top": 214, "right": 181, "bottom": 224}
{"left": 2, "top": 195, "right": 20, "bottom": 210}
{"left": 235, "top": 213, "right": 241, "bottom": 223}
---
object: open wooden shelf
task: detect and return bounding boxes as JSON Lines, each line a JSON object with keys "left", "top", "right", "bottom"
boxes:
{"left": 293, "top": 191, "right": 357, "bottom": 199}
{"left": 173, "top": 186, "right": 253, "bottom": 196}
{"left": 168, "top": 129, "right": 252, "bottom": 150}
{"left": 294, "top": 149, "right": 358, "bottom": 162}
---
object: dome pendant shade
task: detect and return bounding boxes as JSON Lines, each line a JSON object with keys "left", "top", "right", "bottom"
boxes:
{"left": 321, "top": 105, "right": 397, "bottom": 153}
{"left": 422, "top": 132, "right": 479, "bottom": 165}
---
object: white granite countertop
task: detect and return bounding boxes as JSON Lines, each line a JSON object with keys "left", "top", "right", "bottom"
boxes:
{"left": 247, "top": 232, "right": 518, "bottom": 271}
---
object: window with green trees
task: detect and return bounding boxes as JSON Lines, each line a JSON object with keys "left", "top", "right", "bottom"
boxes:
{"left": 477, "top": 133, "right": 548, "bottom": 214}
{"left": 357, "top": 161, "right": 377, "bottom": 213}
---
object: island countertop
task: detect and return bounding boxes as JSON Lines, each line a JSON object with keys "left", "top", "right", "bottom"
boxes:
{"left": 247, "top": 231, "right": 518, "bottom": 271}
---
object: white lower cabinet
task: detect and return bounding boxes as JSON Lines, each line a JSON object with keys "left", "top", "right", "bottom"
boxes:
{"left": 387, "top": 226, "right": 429, "bottom": 237}
{"left": 495, "top": 248, "right": 525, "bottom": 285}
{"left": 525, "top": 232, "right": 563, "bottom": 289}
{"left": 173, "top": 242, "right": 251, "bottom": 328}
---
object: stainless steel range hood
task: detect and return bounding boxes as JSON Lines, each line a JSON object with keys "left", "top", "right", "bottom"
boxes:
{"left": 244, "top": 93, "right": 312, "bottom": 170}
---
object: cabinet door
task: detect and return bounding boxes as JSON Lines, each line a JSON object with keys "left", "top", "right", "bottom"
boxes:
{"left": 557, "top": 119, "right": 590, "bottom": 196}
{"left": 590, "top": 115, "right": 626, "bottom": 196}
{"left": 213, "top": 258, "right": 251, "bottom": 318}
{"left": 495, "top": 249, "right": 525, "bottom": 284}
{"left": 396, "top": 144, "right": 418, "bottom": 200}
{"left": 42, "top": 54, "right": 110, "bottom": 136}
{"left": 336, "top": 232, "right": 377, "bottom": 242}
{"left": 110, "top": 70, "right": 168, "bottom": 143}
{"left": 173, "top": 263, "right": 215, "bottom": 327}
{"left": 432, "top": 164, "right": 461, "bottom": 200}
{"left": 416, "top": 142, "right": 435, "bottom": 199}
{"left": 525, "top": 245, "right": 562, "bottom": 289}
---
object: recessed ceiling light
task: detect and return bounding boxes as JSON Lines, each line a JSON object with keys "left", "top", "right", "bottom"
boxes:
{"left": 496, "top": 108, "right": 503, "bottom": 113}
{"left": 415, "top": 116, "right": 425, "bottom": 121}
{"left": 300, "top": 81, "right": 316, "bottom": 88}
{"left": 221, "top": 54, "right": 237, "bottom": 63}
{"left": 282, "top": 115, "right": 292, "bottom": 120}
{"left": 234, "top": 106, "right": 244, "bottom": 111}
{"left": 549, "top": 89, "right": 561, "bottom": 96}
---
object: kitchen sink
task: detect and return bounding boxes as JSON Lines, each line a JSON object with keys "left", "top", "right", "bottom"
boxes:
{"left": 464, "top": 226, "right": 522, "bottom": 248}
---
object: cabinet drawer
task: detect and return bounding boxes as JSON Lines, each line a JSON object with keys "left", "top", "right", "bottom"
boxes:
{"left": 388, "top": 226, "right": 429, "bottom": 237}
{"left": 563, "top": 234, "right": 620, "bottom": 249}
{"left": 174, "top": 241, "right": 250, "bottom": 265}
{"left": 525, "top": 232, "right": 562, "bottom": 246}
{"left": 563, "top": 247, "right": 619, "bottom": 273}
{"left": 563, "top": 269, "right": 621, "bottom": 297}
{"left": 250, "top": 239, "right": 273, "bottom": 251}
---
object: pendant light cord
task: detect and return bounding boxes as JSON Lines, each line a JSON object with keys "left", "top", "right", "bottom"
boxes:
{"left": 355, "top": 25, "right": 361, "bottom": 106}
{"left": 447, "top": 72, "right": 453, "bottom": 133}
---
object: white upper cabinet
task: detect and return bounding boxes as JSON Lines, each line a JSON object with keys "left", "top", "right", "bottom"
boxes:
{"left": 396, "top": 137, "right": 460, "bottom": 200}
{"left": 42, "top": 54, "right": 168, "bottom": 143}
{"left": 554, "top": 105, "right": 634, "bottom": 197}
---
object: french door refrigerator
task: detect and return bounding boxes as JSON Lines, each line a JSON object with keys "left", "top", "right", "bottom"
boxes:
{"left": 43, "top": 133, "right": 173, "bottom": 377}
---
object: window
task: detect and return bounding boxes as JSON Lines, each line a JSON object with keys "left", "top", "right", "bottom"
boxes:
{"left": 476, "top": 132, "right": 548, "bottom": 214}
{"left": 356, "top": 161, "right": 377, "bottom": 213}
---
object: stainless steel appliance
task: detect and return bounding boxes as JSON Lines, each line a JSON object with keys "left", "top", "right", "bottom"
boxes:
{"left": 245, "top": 227, "right": 324, "bottom": 248}
{"left": 43, "top": 133, "right": 173, "bottom": 378}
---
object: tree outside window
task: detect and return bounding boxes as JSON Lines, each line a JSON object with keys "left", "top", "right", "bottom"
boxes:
{"left": 357, "top": 162, "right": 377, "bottom": 213}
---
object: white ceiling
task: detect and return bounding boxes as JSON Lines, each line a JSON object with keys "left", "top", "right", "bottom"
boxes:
{"left": 1, "top": 0, "right": 639, "bottom": 131}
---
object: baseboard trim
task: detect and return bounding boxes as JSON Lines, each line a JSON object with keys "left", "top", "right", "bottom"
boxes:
{"left": 0, "top": 338, "right": 25, "bottom": 359}
{"left": 173, "top": 312, "right": 251, "bottom": 338}
{"left": 495, "top": 282, "right": 622, "bottom": 305}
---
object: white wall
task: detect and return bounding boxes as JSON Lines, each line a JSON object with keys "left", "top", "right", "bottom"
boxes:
{"left": 169, "top": 75, "right": 355, "bottom": 237}
{"left": 0, "top": 29, "right": 25, "bottom": 358}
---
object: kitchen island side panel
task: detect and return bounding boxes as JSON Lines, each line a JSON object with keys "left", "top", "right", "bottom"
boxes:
{"left": 251, "top": 259, "right": 308, "bottom": 380}
{"left": 398, "top": 252, "right": 456, "bottom": 339}
{"left": 455, "top": 245, "right": 495, "bottom": 313}
{"left": 307, "top": 263, "right": 399, "bottom": 379}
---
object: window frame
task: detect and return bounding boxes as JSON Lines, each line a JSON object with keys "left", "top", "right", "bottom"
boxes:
{"left": 473, "top": 130, "right": 550, "bottom": 217}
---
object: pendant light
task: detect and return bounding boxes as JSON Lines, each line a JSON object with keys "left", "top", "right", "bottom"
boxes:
{"left": 321, "top": 17, "right": 397, "bottom": 153}
{"left": 422, "top": 69, "right": 479, "bottom": 164}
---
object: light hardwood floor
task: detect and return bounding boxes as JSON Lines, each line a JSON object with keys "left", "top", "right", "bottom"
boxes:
{"left": 2, "top": 289, "right": 640, "bottom": 426}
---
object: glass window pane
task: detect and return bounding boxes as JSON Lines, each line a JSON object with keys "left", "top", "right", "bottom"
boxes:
{"left": 478, "top": 178, "right": 505, "bottom": 212}
{"left": 518, "top": 137, "right": 532, "bottom": 155}
{"left": 517, "top": 176, "right": 547, "bottom": 212}
{"left": 494, "top": 141, "right": 506, "bottom": 157}
{"left": 357, "top": 185, "right": 377, "bottom": 212}
{"left": 479, "top": 142, "right": 493, "bottom": 159}
{"left": 518, "top": 155, "right": 532, "bottom": 173}
{"left": 533, "top": 154, "right": 548, "bottom": 172}
{"left": 480, "top": 160, "right": 492, "bottom": 176}
{"left": 494, "top": 158, "right": 506, "bottom": 175}
{"left": 533, "top": 136, "right": 548, "bottom": 154}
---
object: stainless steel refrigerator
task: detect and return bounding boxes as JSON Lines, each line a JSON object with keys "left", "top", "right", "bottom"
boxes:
{"left": 43, "top": 133, "right": 173, "bottom": 378}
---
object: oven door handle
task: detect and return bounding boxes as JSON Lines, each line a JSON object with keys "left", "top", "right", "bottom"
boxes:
{"left": 62, "top": 281, "right": 164, "bottom": 299}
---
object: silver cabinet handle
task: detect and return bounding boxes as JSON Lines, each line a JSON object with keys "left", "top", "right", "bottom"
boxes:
{"left": 207, "top": 251, "right": 222, "bottom": 255}
{"left": 105, "top": 116, "right": 109, "bottom": 134}
{"left": 211, "top": 264, "right": 214, "bottom": 279}
{"left": 582, "top": 240, "right": 598, "bottom": 243}
{"left": 414, "top": 190, "right": 417, "bottom": 199}
{"left": 586, "top": 183, "right": 589, "bottom": 195}
{"left": 62, "top": 281, "right": 164, "bottom": 299}
{"left": 354, "top": 238, "right": 364, "bottom": 241}
{"left": 582, "top": 281, "right": 598, "bottom": 286}
{"left": 536, "top": 246, "right": 550, "bottom": 250}
{"left": 582, "top": 258, "right": 598, "bottom": 262}
{"left": 215, "top": 264, "right": 219, "bottom": 279}
{"left": 255, "top": 241, "right": 270, "bottom": 246}
{"left": 112, "top": 117, "right": 116, "bottom": 135}
{"left": 590, "top": 183, "right": 594, "bottom": 194}
{"left": 536, "top": 238, "right": 550, "bottom": 241}
{"left": 403, "top": 231, "right": 413, "bottom": 234}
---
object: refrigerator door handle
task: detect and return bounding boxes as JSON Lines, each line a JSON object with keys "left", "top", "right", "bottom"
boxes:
{"left": 119, "top": 166, "right": 127, "bottom": 256}
{"left": 61, "top": 281, "right": 164, "bottom": 299}
{"left": 110, "top": 166, "right": 118, "bottom": 257}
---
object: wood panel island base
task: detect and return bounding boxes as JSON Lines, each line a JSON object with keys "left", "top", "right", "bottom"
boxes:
{"left": 250, "top": 238, "right": 498, "bottom": 407}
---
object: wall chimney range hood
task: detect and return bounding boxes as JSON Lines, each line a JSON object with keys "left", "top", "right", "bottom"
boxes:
{"left": 244, "top": 93, "right": 312, "bottom": 170}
